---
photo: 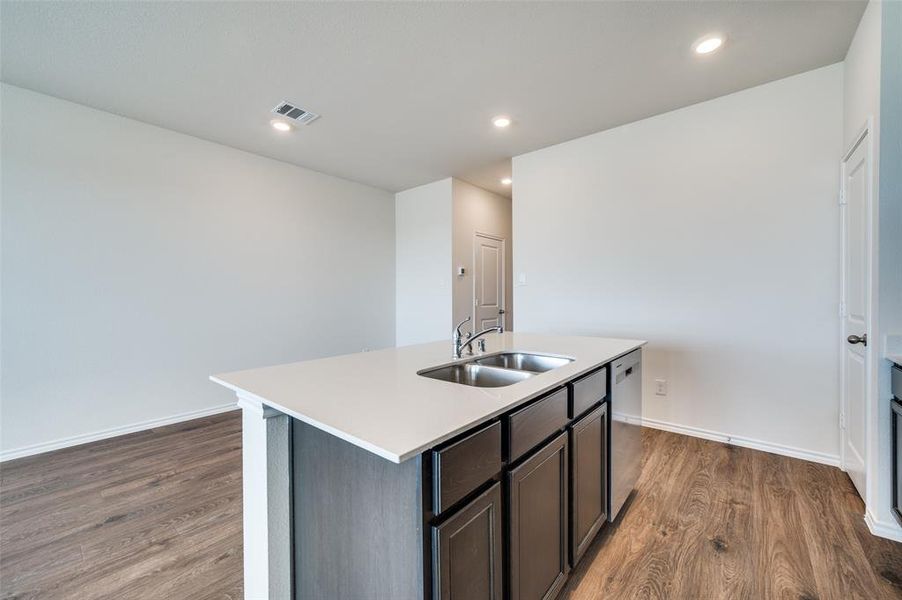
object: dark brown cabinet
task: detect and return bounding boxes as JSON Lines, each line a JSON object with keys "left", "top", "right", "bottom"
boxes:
{"left": 569, "top": 367, "right": 607, "bottom": 418}
{"left": 506, "top": 387, "right": 569, "bottom": 462}
{"left": 431, "top": 482, "right": 504, "bottom": 600}
{"left": 569, "top": 403, "right": 607, "bottom": 566}
{"left": 424, "top": 370, "right": 617, "bottom": 600}
{"left": 508, "top": 431, "right": 570, "bottom": 600}
{"left": 432, "top": 421, "right": 502, "bottom": 515}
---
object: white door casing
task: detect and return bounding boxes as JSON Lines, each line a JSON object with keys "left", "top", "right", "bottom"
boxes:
{"left": 473, "top": 233, "right": 506, "bottom": 332}
{"left": 840, "top": 122, "right": 873, "bottom": 501}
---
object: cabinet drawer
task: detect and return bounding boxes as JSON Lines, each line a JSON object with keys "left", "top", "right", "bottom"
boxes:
{"left": 507, "top": 387, "right": 569, "bottom": 462}
{"left": 433, "top": 421, "right": 502, "bottom": 515}
{"left": 569, "top": 367, "right": 607, "bottom": 418}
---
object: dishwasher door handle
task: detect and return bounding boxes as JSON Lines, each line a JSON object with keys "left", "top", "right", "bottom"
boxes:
{"left": 615, "top": 367, "right": 633, "bottom": 384}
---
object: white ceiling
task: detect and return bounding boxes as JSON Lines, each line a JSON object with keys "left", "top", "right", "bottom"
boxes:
{"left": 1, "top": 1, "right": 865, "bottom": 198}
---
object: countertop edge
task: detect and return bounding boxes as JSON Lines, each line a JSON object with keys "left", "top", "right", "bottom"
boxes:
{"left": 215, "top": 340, "right": 646, "bottom": 463}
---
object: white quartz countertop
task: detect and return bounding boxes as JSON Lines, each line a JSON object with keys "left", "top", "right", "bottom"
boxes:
{"left": 888, "top": 354, "right": 902, "bottom": 367}
{"left": 211, "top": 332, "right": 645, "bottom": 463}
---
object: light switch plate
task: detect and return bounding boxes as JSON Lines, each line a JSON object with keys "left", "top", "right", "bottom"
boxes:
{"left": 655, "top": 378, "right": 667, "bottom": 396}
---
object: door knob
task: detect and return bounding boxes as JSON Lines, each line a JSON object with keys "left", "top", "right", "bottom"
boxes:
{"left": 847, "top": 334, "right": 868, "bottom": 346}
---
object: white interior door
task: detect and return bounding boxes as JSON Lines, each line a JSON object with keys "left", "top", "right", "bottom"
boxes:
{"left": 473, "top": 233, "right": 505, "bottom": 332}
{"left": 840, "top": 127, "right": 872, "bottom": 500}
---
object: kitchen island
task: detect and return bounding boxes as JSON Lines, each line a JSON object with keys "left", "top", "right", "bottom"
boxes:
{"left": 212, "top": 332, "right": 645, "bottom": 600}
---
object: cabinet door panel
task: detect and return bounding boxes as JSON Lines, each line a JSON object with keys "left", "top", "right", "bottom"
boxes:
{"left": 432, "top": 482, "right": 503, "bottom": 600}
{"left": 509, "top": 432, "right": 569, "bottom": 600}
{"left": 570, "top": 404, "right": 607, "bottom": 566}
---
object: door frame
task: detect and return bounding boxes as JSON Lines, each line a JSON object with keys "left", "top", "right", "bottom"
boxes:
{"left": 472, "top": 231, "right": 506, "bottom": 334}
{"left": 838, "top": 117, "right": 877, "bottom": 496}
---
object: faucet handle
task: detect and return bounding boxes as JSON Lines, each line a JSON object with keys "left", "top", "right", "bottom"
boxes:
{"left": 454, "top": 316, "right": 471, "bottom": 337}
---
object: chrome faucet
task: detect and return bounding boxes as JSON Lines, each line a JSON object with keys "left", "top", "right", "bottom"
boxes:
{"left": 452, "top": 316, "right": 504, "bottom": 359}
{"left": 452, "top": 317, "right": 471, "bottom": 358}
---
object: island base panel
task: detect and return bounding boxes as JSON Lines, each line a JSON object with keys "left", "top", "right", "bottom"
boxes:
{"left": 291, "top": 419, "right": 424, "bottom": 600}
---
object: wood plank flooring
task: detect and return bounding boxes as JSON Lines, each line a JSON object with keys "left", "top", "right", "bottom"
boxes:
{"left": 2, "top": 412, "right": 901, "bottom": 599}
{"left": 0, "top": 412, "right": 243, "bottom": 600}
{"left": 562, "top": 429, "right": 902, "bottom": 600}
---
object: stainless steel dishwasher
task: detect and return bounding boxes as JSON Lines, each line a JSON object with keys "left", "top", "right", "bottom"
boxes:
{"left": 610, "top": 348, "right": 642, "bottom": 521}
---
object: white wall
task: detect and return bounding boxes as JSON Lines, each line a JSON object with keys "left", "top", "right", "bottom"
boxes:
{"left": 395, "top": 178, "right": 452, "bottom": 345}
{"left": 863, "top": 0, "right": 902, "bottom": 538}
{"left": 513, "top": 64, "right": 843, "bottom": 462}
{"left": 841, "top": 1, "right": 902, "bottom": 541}
{"left": 451, "top": 179, "right": 513, "bottom": 333}
{"left": 1, "top": 84, "right": 396, "bottom": 458}
{"left": 879, "top": 4, "right": 902, "bottom": 375}
{"left": 844, "top": 1, "right": 882, "bottom": 150}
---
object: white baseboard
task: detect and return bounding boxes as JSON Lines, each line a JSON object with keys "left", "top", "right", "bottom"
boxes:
{"left": 0, "top": 403, "right": 238, "bottom": 462}
{"left": 633, "top": 415, "right": 841, "bottom": 467}
{"left": 865, "top": 509, "right": 902, "bottom": 542}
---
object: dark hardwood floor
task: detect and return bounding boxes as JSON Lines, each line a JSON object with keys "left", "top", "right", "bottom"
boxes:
{"left": 2, "top": 411, "right": 901, "bottom": 599}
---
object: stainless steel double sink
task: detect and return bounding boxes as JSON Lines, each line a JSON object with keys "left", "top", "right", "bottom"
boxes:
{"left": 418, "top": 352, "right": 574, "bottom": 388}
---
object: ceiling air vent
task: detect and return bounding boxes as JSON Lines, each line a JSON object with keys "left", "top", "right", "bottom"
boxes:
{"left": 271, "top": 101, "right": 320, "bottom": 125}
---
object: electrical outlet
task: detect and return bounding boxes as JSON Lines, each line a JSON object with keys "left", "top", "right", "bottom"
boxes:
{"left": 655, "top": 378, "right": 667, "bottom": 396}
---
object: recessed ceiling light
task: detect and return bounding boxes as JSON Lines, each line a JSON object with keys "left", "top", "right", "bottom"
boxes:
{"left": 501, "top": 177, "right": 512, "bottom": 185}
{"left": 492, "top": 116, "right": 512, "bottom": 128}
{"left": 693, "top": 35, "right": 724, "bottom": 55}
{"left": 270, "top": 119, "right": 293, "bottom": 132}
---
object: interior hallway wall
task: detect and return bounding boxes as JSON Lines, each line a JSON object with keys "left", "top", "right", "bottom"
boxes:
{"left": 873, "top": 0, "right": 902, "bottom": 537}
{"left": 452, "top": 179, "right": 513, "bottom": 335}
{"left": 395, "top": 178, "right": 453, "bottom": 346}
